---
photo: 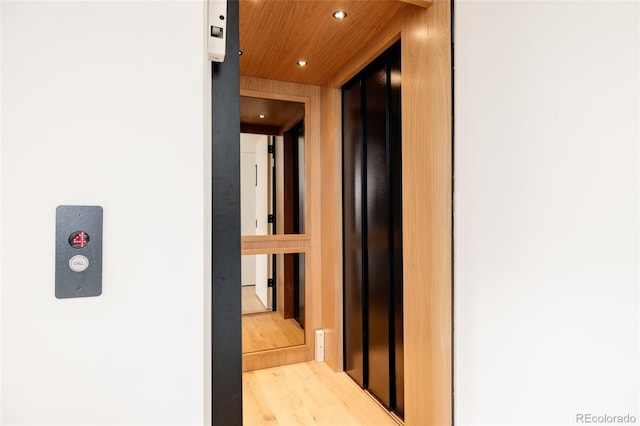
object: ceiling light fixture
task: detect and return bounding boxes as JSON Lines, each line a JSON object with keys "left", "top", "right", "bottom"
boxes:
{"left": 259, "top": 114, "right": 265, "bottom": 119}
{"left": 332, "top": 10, "right": 347, "bottom": 19}
{"left": 297, "top": 60, "right": 308, "bottom": 67}
{"left": 239, "top": 50, "right": 243, "bottom": 55}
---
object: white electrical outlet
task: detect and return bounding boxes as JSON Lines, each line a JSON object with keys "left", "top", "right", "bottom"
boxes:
{"left": 315, "top": 329, "right": 325, "bottom": 362}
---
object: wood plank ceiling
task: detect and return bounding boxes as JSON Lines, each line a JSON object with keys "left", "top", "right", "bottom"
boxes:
{"left": 239, "top": 0, "right": 407, "bottom": 86}
{"left": 238, "top": 0, "right": 433, "bottom": 132}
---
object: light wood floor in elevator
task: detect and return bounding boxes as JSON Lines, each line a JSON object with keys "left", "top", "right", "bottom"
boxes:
{"left": 243, "top": 361, "right": 402, "bottom": 426}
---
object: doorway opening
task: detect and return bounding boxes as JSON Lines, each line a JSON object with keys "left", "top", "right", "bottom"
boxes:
{"left": 221, "top": 1, "right": 453, "bottom": 424}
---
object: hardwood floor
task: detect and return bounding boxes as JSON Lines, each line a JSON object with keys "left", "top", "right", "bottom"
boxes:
{"left": 242, "top": 285, "right": 270, "bottom": 315}
{"left": 243, "top": 361, "right": 401, "bottom": 425}
{"left": 243, "top": 312, "right": 305, "bottom": 353}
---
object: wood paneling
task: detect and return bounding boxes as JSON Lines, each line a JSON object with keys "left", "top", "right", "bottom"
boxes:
{"left": 328, "top": 11, "right": 403, "bottom": 88}
{"left": 317, "top": 1, "right": 452, "bottom": 424}
{"left": 401, "top": 1, "right": 452, "bottom": 424}
{"left": 305, "top": 74, "right": 323, "bottom": 381}
{"left": 241, "top": 235, "right": 308, "bottom": 254}
{"left": 240, "top": 76, "right": 322, "bottom": 372}
{"left": 240, "top": 0, "right": 408, "bottom": 85}
{"left": 319, "top": 85, "right": 343, "bottom": 371}
{"left": 399, "top": 0, "right": 432, "bottom": 8}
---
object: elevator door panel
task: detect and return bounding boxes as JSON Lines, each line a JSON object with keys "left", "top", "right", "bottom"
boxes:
{"left": 343, "top": 81, "right": 365, "bottom": 387}
{"left": 389, "top": 56, "right": 404, "bottom": 416}
{"left": 365, "top": 65, "right": 391, "bottom": 408}
{"left": 342, "top": 41, "right": 403, "bottom": 416}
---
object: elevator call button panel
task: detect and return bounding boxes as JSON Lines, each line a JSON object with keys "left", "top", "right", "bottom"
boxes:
{"left": 55, "top": 205, "right": 103, "bottom": 299}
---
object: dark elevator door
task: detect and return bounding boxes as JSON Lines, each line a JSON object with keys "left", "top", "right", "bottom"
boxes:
{"left": 343, "top": 41, "right": 403, "bottom": 416}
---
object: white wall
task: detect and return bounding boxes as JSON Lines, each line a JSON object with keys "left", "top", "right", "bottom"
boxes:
{"left": 454, "top": 2, "right": 639, "bottom": 425}
{"left": 240, "top": 132, "right": 269, "bottom": 237}
{"left": 1, "top": 1, "right": 206, "bottom": 424}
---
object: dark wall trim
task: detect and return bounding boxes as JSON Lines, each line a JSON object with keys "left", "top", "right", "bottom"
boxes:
{"left": 211, "top": 0, "right": 242, "bottom": 424}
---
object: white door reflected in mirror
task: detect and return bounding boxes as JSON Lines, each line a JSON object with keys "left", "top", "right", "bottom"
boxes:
{"left": 241, "top": 133, "right": 269, "bottom": 237}
{"left": 241, "top": 133, "right": 271, "bottom": 312}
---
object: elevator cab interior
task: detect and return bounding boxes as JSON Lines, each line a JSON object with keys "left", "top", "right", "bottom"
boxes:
{"left": 238, "top": 0, "right": 452, "bottom": 423}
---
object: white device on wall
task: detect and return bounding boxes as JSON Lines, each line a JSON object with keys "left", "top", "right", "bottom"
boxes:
{"left": 315, "top": 329, "right": 325, "bottom": 363}
{"left": 208, "top": 0, "right": 227, "bottom": 62}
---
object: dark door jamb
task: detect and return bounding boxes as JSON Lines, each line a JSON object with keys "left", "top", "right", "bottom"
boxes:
{"left": 211, "top": 0, "right": 242, "bottom": 424}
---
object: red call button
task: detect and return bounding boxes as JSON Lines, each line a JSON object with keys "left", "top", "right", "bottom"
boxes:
{"left": 69, "top": 231, "right": 90, "bottom": 248}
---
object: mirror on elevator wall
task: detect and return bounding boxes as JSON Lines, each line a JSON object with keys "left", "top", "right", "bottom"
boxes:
{"left": 240, "top": 95, "right": 305, "bottom": 236}
{"left": 242, "top": 252, "right": 306, "bottom": 354}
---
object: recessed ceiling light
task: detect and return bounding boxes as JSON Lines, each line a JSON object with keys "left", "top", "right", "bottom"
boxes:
{"left": 332, "top": 10, "right": 347, "bottom": 19}
{"left": 239, "top": 50, "right": 243, "bottom": 56}
{"left": 297, "top": 60, "right": 308, "bottom": 67}
{"left": 259, "top": 114, "right": 265, "bottom": 119}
